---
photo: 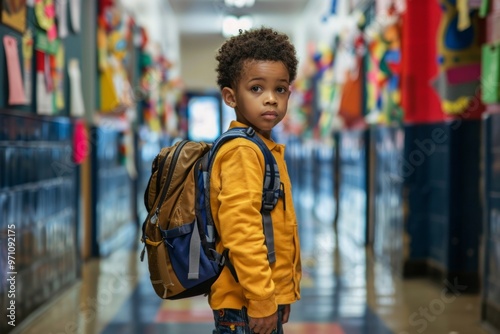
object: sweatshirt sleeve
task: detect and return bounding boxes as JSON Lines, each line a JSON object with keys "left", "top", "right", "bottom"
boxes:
{"left": 216, "top": 144, "right": 277, "bottom": 317}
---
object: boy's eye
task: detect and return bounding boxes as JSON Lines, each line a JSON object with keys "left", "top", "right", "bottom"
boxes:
{"left": 277, "top": 87, "right": 288, "bottom": 94}
{"left": 251, "top": 86, "right": 262, "bottom": 92}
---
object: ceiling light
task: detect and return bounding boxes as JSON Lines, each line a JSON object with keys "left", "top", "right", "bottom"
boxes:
{"left": 224, "top": 0, "right": 255, "bottom": 8}
{"left": 222, "top": 15, "right": 253, "bottom": 37}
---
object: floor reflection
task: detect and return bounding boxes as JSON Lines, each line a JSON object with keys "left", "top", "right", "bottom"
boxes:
{"left": 14, "top": 145, "right": 490, "bottom": 334}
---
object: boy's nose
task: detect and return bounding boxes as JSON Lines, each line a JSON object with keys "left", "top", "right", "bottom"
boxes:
{"left": 265, "top": 92, "right": 278, "bottom": 105}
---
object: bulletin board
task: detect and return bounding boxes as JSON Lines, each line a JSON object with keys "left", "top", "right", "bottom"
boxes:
{"left": 0, "top": 1, "right": 83, "bottom": 116}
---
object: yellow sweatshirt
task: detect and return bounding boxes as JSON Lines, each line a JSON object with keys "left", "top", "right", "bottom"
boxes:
{"left": 208, "top": 121, "right": 301, "bottom": 318}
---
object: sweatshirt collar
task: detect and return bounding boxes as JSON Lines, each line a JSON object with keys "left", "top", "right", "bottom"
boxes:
{"left": 228, "top": 120, "right": 279, "bottom": 151}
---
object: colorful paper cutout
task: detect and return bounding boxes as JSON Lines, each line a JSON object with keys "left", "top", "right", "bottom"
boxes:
{"left": 435, "top": 0, "right": 482, "bottom": 115}
{"left": 69, "top": 0, "right": 80, "bottom": 32}
{"left": 56, "top": 0, "right": 69, "bottom": 39}
{"left": 481, "top": 43, "right": 500, "bottom": 103}
{"left": 53, "top": 44, "right": 65, "bottom": 110}
{"left": 487, "top": 11, "right": 500, "bottom": 44}
{"left": 457, "top": 0, "right": 472, "bottom": 31}
{"left": 73, "top": 119, "right": 88, "bottom": 164}
{"left": 35, "top": 28, "right": 60, "bottom": 54}
{"left": 36, "top": 50, "right": 53, "bottom": 114}
{"left": 100, "top": 67, "right": 120, "bottom": 112}
{"left": 34, "top": 0, "right": 57, "bottom": 41}
{"left": 3, "top": 35, "right": 27, "bottom": 105}
{"left": 1, "top": 0, "right": 27, "bottom": 32}
{"left": 22, "top": 29, "right": 33, "bottom": 104}
{"left": 68, "top": 58, "right": 85, "bottom": 117}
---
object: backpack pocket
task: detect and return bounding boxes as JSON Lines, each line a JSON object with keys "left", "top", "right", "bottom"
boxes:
{"left": 161, "top": 222, "right": 222, "bottom": 298}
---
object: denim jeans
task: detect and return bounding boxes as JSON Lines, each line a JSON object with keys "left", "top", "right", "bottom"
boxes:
{"left": 212, "top": 305, "right": 285, "bottom": 334}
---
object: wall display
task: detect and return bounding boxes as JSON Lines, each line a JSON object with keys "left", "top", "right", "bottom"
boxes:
{"left": 286, "top": 54, "right": 314, "bottom": 136}
{"left": 1, "top": 0, "right": 27, "bottom": 32}
{"left": 69, "top": 0, "right": 80, "bottom": 32}
{"left": 481, "top": 0, "right": 500, "bottom": 14}
{"left": 458, "top": 0, "right": 473, "bottom": 30}
{"left": 363, "top": 5, "right": 404, "bottom": 125}
{"left": 401, "top": 0, "right": 444, "bottom": 123}
{"left": 337, "top": 29, "right": 367, "bottom": 129}
{"left": 100, "top": 66, "right": 119, "bottom": 112}
{"left": 434, "top": 0, "right": 483, "bottom": 115}
{"left": 32, "top": 7, "right": 63, "bottom": 116}
{"left": 486, "top": 11, "right": 500, "bottom": 43}
{"left": 314, "top": 43, "right": 341, "bottom": 136}
{"left": 56, "top": 0, "right": 68, "bottom": 39}
{"left": 3, "top": 35, "right": 27, "bottom": 105}
{"left": 481, "top": 43, "right": 500, "bottom": 103}
{"left": 35, "top": 28, "right": 59, "bottom": 54}
{"left": 34, "top": 0, "right": 57, "bottom": 41}
{"left": 376, "top": 0, "right": 406, "bottom": 14}
{"left": 73, "top": 119, "right": 88, "bottom": 163}
{"left": 138, "top": 49, "right": 182, "bottom": 135}
{"left": 0, "top": 0, "right": 82, "bottom": 115}
{"left": 35, "top": 50, "right": 53, "bottom": 114}
{"left": 141, "top": 59, "right": 163, "bottom": 133}
{"left": 338, "top": 57, "right": 364, "bottom": 127}
{"left": 22, "top": 29, "right": 33, "bottom": 103}
{"left": 53, "top": 44, "right": 65, "bottom": 110}
{"left": 68, "top": 58, "right": 85, "bottom": 116}
{"left": 97, "top": 5, "right": 134, "bottom": 112}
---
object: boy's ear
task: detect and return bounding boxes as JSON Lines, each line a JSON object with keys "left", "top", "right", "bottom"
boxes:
{"left": 221, "top": 87, "right": 236, "bottom": 108}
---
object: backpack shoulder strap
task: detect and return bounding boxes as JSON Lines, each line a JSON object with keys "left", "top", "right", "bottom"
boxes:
{"left": 207, "top": 127, "right": 281, "bottom": 264}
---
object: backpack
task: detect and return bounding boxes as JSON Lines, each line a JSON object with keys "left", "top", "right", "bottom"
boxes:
{"left": 140, "top": 127, "right": 282, "bottom": 300}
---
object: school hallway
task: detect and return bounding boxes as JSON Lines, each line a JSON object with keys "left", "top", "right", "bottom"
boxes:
{"left": 2, "top": 0, "right": 500, "bottom": 333}
{"left": 7, "top": 139, "right": 492, "bottom": 334}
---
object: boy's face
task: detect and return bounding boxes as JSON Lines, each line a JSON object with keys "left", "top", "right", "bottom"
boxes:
{"left": 222, "top": 60, "right": 291, "bottom": 139}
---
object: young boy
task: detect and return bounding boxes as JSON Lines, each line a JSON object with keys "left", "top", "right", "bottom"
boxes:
{"left": 209, "top": 27, "right": 301, "bottom": 334}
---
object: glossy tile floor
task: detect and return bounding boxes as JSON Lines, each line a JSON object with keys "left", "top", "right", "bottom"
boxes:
{"left": 13, "top": 193, "right": 495, "bottom": 334}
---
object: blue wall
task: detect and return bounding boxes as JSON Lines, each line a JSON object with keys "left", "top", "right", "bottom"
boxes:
{"left": 90, "top": 126, "right": 135, "bottom": 257}
{"left": 403, "top": 120, "right": 482, "bottom": 292}
{"left": 338, "top": 129, "right": 369, "bottom": 247}
{"left": 372, "top": 126, "right": 404, "bottom": 274}
{"left": 482, "top": 112, "right": 500, "bottom": 330}
{"left": 0, "top": 110, "right": 79, "bottom": 332}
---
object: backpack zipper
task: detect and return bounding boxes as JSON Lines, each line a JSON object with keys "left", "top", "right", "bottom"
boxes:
{"left": 150, "top": 140, "right": 188, "bottom": 227}
{"left": 144, "top": 152, "right": 169, "bottom": 211}
{"left": 154, "top": 152, "right": 169, "bottom": 204}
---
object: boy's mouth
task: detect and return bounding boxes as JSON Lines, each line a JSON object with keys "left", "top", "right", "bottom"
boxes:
{"left": 262, "top": 111, "right": 278, "bottom": 119}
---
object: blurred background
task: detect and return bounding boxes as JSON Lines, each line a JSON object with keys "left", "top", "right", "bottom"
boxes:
{"left": 1, "top": 0, "right": 500, "bottom": 333}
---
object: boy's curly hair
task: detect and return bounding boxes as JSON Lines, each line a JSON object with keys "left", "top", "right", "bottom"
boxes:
{"left": 215, "top": 27, "right": 298, "bottom": 90}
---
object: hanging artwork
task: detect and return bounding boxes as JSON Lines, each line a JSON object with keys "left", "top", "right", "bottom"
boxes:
{"left": 365, "top": 4, "right": 403, "bottom": 125}
{"left": 97, "top": 5, "right": 134, "bottom": 113}
{"left": 481, "top": 43, "right": 500, "bottom": 103}
{"left": 1, "top": 0, "right": 27, "bottom": 33}
{"left": 53, "top": 44, "right": 65, "bottom": 110}
{"left": 22, "top": 29, "right": 33, "bottom": 104}
{"left": 69, "top": 0, "right": 80, "bottom": 33}
{"left": 36, "top": 50, "right": 53, "bottom": 114}
{"left": 3, "top": 35, "right": 27, "bottom": 104}
{"left": 68, "top": 58, "right": 85, "bottom": 117}
{"left": 56, "top": 0, "right": 69, "bottom": 39}
{"left": 73, "top": 119, "right": 88, "bottom": 164}
{"left": 34, "top": 0, "right": 57, "bottom": 41}
{"left": 433, "top": 0, "right": 483, "bottom": 116}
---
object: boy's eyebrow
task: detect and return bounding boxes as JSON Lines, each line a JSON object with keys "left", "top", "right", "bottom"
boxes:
{"left": 248, "top": 77, "right": 290, "bottom": 84}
